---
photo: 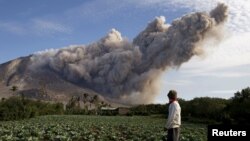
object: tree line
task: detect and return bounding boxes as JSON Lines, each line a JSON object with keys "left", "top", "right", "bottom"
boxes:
{"left": 0, "top": 87, "right": 249, "bottom": 125}
{"left": 131, "top": 87, "right": 250, "bottom": 125}
{"left": 0, "top": 96, "right": 63, "bottom": 121}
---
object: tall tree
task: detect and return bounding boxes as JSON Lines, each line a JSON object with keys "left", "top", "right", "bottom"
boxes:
{"left": 82, "top": 93, "right": 89, "bottom": 110}
{"left": 228, "top": 87, "right": 250, "bottom": 124}
{"left": 10, "top": 85, "right": 18, "bottom": 95}
{"left": 39, "top": 80, "right": 48, "bottom": 99}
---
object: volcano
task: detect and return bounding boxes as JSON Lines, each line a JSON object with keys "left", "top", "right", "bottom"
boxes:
{"left": 0, "top": 3, "right": 228, "bottom": 105}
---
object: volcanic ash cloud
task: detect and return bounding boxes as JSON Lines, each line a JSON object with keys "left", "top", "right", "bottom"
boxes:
{"left": 31, "top": 3, "right": 228, "bottom": 104}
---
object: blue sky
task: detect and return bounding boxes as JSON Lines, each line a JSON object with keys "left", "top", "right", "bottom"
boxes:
{"left": 0, "top": 0, "right": 250, "bottom": 103}
{"left": 0, "top": 1, "right": 175, "bottom": 61}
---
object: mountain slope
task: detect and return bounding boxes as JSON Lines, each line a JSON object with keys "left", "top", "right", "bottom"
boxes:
{"left": 0, "top": 56, "right": 106, "bottom": 104}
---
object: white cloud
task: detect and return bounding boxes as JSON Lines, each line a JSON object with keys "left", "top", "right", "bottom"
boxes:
{"left": 65, "top": 0, "right": 128, "bottom": 22}
{"left": 206, "top": 89, "right": 237, "bottom": 99}
{"left": 127, "top": 0, "right": 168, "bottom": 7}
{"left": 163, "top": 79, "right": 193, "bottom": 86}
{"left": 210, "top": 89, "right": 236, "bottom": 94}
{"left": 188, "top": 71, "right": 250, "bottom": 78}
{"left": 131, "top": 0, "right": 250, "bottom": 33}
{"left": 181, "top": 32, "right": 250, "bottom": 73}
{"left": 0, "top": 19, "right": 72, "bottom": 36}
{"left": 0, "top": 22, "right": 25, "bottom": 35}
{"left": 32, "top": 19, "right": 72, "bottom": 35}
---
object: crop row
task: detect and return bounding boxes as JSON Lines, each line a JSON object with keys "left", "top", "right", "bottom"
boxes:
{"left": 0, "top": 115, "right": 206, "bottom": 141}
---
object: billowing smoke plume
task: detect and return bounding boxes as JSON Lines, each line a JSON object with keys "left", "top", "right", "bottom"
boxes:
{"left": 30, "top": 3, "right": 228, "bottom": 104}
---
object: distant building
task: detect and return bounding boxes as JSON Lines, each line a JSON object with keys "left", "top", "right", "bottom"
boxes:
{"left": 100, "top": 107, "right": 118, "bottom": 115}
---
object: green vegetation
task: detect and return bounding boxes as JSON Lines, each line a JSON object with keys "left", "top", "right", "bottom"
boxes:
{"left": 0, "top": 97, "right": 64, "bottom": 121}
{"left": 0, "top": 87, "right": 249, "bottom": 140}
{"left": 0, "top": 115, "right": 206, "bottom": 141}
{"left": 131, "top": 87, "right": 250, "bottom": 125}
{"left": 1, "top": 87, "right": 250, "bottom": 125}
{"left": 225, "top": 87, "right": 250, "bottom": 124}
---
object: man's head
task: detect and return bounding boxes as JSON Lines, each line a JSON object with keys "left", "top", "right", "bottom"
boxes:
{"left": 168, "top": 90, "right": 177, "bottom": 100}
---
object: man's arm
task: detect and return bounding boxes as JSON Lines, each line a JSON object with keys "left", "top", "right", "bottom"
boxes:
{"left": 165, "top": 103, "right": 177, "bottom": 129}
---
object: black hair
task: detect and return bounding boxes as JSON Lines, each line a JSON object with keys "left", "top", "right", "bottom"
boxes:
{"left": 167, "top": 90, "right": 177, "bottom": 99}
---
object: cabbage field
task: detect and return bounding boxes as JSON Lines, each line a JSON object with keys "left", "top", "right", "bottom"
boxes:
{"left": 0, "top": 115, "right": 207, "bottom": 141}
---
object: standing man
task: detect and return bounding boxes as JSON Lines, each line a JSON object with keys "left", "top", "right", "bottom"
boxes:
{"left": 165, "top": 90, "right": 181, "bottom": 141}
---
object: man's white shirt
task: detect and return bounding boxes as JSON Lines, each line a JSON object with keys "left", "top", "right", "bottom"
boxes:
{"left": 166, "top": 101, "right": 181, "bottom": 129}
